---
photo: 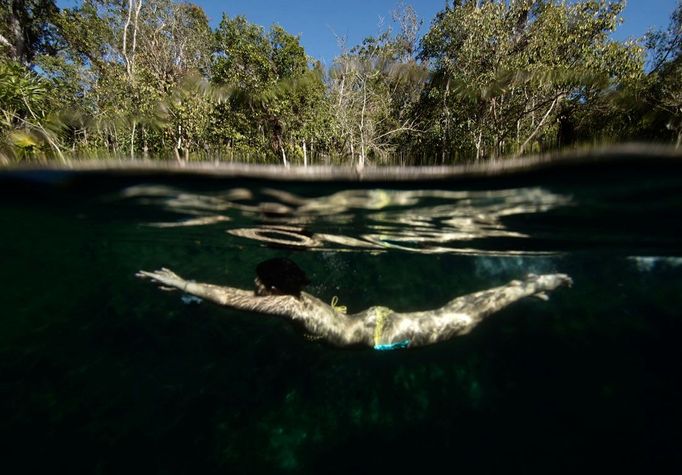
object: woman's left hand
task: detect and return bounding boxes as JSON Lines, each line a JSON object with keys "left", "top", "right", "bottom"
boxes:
{"left": 136, "top": 268, "right": 186, "bottom": 290}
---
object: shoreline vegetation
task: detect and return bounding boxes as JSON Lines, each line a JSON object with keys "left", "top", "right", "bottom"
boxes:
{"left": 2, "top": 144, "right": 680, "bottom": 181}
{"left": 1, "top": 1, "right": 680, "bottom": 166}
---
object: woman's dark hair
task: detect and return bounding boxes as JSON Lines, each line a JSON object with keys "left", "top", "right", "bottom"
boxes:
{"left": 255, "top": 258, "right": 310, "bottom": 297}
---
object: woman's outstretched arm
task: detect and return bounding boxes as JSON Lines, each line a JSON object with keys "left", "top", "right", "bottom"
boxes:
{"left": 382, "top": 273, "right": 573, "bottom": 347}
{"left": 442, "top": 273, "right": 573, "bottom": 325}
{"left": 136, "top": 268, "right": 358, "bottom": 345}
{"left": 136, "top": 268, "right": 305, "bottom": 318}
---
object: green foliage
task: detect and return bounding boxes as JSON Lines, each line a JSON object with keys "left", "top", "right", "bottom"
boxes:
{"left": 0, "top": 0, "right": 59, "bottom": 63}
{"left": 0, "top": 59, "right": 64, "bottom": 161}
{"left": 0, "top": 0, "right": 677, "bottom": 164}
{"left": 415, "top": 0, "right": 646, "bottom": 162}
{"left": 210, "top": 14, "right": 329, "bottom": 164}
{"left": 212, "top": 15, "right": 274, "bottom": 90}
{"left": 0, "top": 59, "right": 46, "bottom": 115}
{"left": 574, "top": 1, "right": 681, "bottom": 147}
{"left": 271, "top": 25, "right": 308, "bottom": 79}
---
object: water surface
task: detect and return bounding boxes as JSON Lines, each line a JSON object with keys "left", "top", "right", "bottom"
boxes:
{"left": 2, "top": 152, "right": 682, "bottom": 473}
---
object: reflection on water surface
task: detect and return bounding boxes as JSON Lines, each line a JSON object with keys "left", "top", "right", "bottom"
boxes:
{"left": 123, "top": 186, "right": 572, "bottom": 254}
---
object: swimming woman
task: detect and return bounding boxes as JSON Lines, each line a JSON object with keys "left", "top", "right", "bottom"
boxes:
{"left": 136, "top": 259, "right": 572, "bottom": 350}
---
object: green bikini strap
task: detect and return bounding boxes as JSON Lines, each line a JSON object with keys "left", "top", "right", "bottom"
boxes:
{"left": 373, "top": 307, "right": 410, "bottom": 350}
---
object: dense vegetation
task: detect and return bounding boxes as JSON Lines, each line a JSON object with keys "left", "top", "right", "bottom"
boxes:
{"left": 0, "top": 0, "right": 680, "bottom": 165}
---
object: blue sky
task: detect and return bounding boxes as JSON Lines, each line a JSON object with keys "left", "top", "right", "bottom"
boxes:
{"left": 58, "top": 1, "right": 679, "bottom": 65}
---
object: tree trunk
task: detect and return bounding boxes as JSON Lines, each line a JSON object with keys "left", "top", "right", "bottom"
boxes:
{"left": 131, "top": 0, "right": 142, "bottom": 75}
{"left": 442, "top": 77, "right": 451, "bottom": 164}
{"left": 302, "top": 139, "right": 307, "bottom": 167}
{"left": 142, "top": 125, "right": 149, "bottom": 159}
{"left": 359, "top": 126, "right": 366, "bottom": 169}
{"left": 130, "top": 121, "right": 136, "bottom": 160}
{"left": 9, "top": 1, "right": 26, "bottom": 63}
{"left": 350, "top": 137, "right": 355, "bottom": 164}
{"left": 278, "top": 137, "right": 288, "bottom": 166}
{"left": 475, "top": 130, "right": 483, "bottom": 162}
{"left": 359, "top": 80, "right": 367, "bottom": 169}
{"left": 122, "top": 0, "right": 134, "bottom": 78}
{"left": 175, "top": 125, "right": 183, "bottom": 163}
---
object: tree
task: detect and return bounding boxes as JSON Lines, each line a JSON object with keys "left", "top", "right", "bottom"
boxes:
{"left": 0, "top": 0, "right": 59, "bottom": 64}
{"left": 210, "top": 15, "right": 329, "bottom": 165}
{"left": 416, "top": 0, "right": 644, "bottom": 162}
{"left": 328, "top": 2, "right": 428, "bottom": 167}
{"left": 1, "top": 0, "right": 672, "bottom": 164}
{"left": 572, "top": 1, "right": 681, "bottom": 148}
{"left": 645, "top": 1, "right": 681, "bottom": 146}
{"left": 34, "top": 0, "right": 214, "bottom": 159}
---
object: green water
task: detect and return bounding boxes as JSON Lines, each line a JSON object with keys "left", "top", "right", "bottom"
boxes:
{"left": 1, "top": 158, "right": 682, "bottom": 473}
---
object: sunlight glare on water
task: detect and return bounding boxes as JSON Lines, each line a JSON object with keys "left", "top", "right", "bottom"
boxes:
{"left": 121, "top": 185, "right": 573, "bottom": 254}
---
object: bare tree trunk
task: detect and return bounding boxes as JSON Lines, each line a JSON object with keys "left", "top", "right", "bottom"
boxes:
{"left": 302, "top": 139, "right": 307, "bottom": 167}
{"left": 122, "top": 0, "right": 142, "bottom": 79}
{"left": 114, "top": 125, "right": 121, "bottom": 155}
{"left": 131, "top": 0, "right": 142, "bottom": 76}
{"left": 442, "top": 77, "right": 451, "bottom": 164}
{"left": 337, "top": 74, "right": 346, "bottom": 109}
{"left": 142, "top": 125, "right": 149, "bottom": 159}
{"left": 278, "top": 137, "right": 288, "bottom": 166}
{"left": 9, "top": 1, "right": 26, "bottom": 63}
{"left": 122, "top": 0, "right": 134, "bottom": 78}
{"left": 130, "top": 121, "right": 136, "bottom": 159}
{"left": 175, "top": 125, "right": 183, "bottom": 163}
{"left": 350, "top": 137, "right": 355, "bottom": 164}
{"left": 359, "top": 79, "right": 367, "bottom": 169}
{"left": 475, "top": 130, "right": 483, "bottom": 162}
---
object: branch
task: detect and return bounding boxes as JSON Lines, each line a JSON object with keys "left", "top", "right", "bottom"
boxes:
{"left": 373, "top": 122, "right": 423, "bottom": 142}
{"left": 515, "top": 93, "right": 564, "bottom": 157}
{"left": 518, "top": 90, "right": 567, "bottom": 120}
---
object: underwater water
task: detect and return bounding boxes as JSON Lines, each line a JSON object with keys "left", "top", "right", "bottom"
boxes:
{"left": 1, "top": 153, "right": 682, "bottom": 474}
